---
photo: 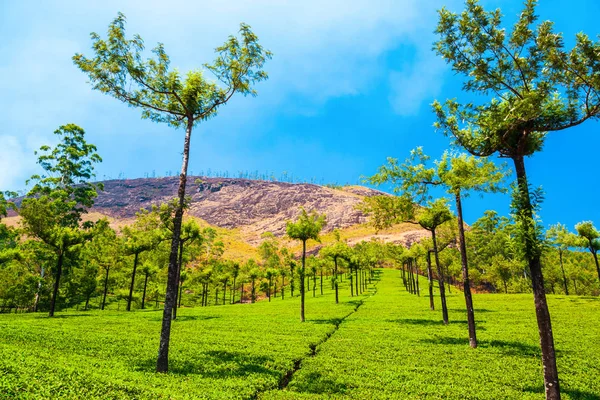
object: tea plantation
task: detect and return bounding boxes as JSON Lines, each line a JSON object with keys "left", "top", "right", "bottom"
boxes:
{"left": 1, "top": 269, "right": 598, "bottom": 399}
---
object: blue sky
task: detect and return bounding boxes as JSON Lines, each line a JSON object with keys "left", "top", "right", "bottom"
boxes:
{"left": 1, "top": 0, "right": 599, "bottom": 228}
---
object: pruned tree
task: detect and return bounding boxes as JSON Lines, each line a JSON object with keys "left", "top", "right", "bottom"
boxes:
{"left": 74, "top": 13, "right": 271, "bottom": 373}
{"left": 369, "top": 148, "right": 506, "bottom": 347}
{"left": 432, "top": 1, "right": 600, "bottom": 396}
{"left": 362, "top": 195, "right": 453, "bottom": 323}
{"left": 286, "top": 208, "right": 326, "bottom": 322}
{"left": 320, "top": 231, "right": 350, "bottom": 304}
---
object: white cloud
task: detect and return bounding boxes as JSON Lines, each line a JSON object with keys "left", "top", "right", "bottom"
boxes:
{"left": 388, "top": 50, "right": 446, "bottom": 116}
{"left": 0, "top": 0, "right": 457, "bottom": 189}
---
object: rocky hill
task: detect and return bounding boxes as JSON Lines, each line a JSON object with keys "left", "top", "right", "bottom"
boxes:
{"left": 93, "top": 177, "right": 382, "bottom": 239}
{"left": 6, "top": 177, "right": 428, "bottom": 255}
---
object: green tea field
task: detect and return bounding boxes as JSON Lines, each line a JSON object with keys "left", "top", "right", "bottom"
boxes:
{"left": 1, "top": 269, "right": 598, "bottom": 399}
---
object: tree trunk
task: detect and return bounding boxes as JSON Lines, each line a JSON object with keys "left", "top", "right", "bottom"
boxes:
{"left": 427, "top": 250, "right": 435, "bottom": 311}
{"left": 355, "top": 267, "right": 359, "bottom": 295}
{"left": 401, "top": 262, "right": 407, "bottom": 289}
{"left": 300, "top": 240, "right": 306, "bottom": 322}
{"left": 334, "top": 257, "right": 339, "bottom": 304}
{"left": 85, "top": 294, "right": 90, "bottom": 311}
{"left": 251, "top": 279, "right": 256, "bottom": 303}
{"left": 142, "top": 272, "right": 149, "bottom": 310}
{"left": 592, "top": 250, "right": 600, "bottom": 285}
{"left": 513, "top": 154, "right": 561, "bottom": 400}
{"left": 156, "top": 118, "right": 193, "bottom": 373}
{"left": 49, "top": 252, "right": 64, "bottom": 317}
{"left": 431, "top": 229, "right": 448, "bottom": 324}
{"left": 127, "top": 252, "right": 139, "bottom": 312}
{"left": 558, "top": 251, "right": 568, "bottom": 295}
{"left": 455, "top": 192, "right": 477, "bottom": 348}
{"left": 102, "top": 266, "right": 110, "bottom": 311}
{"left": 349, "top": 268, "right": 354, "bottom": 296}
{"left": 414, "top": 259, "right": 420, "bottom": 297}
{"left": 268, "top": 277, "right": 272, "bottom": 302}
{"left": 282, "top": 277, "right": 285, "bottom": 299}
{"left": 241, "top": 283, "right": 244, "bottom": 303}
{"left": 232, "top": 277, "right": 236, "bottom": 304}
{"left": 320, "top": 269, "right": 323, "bottom": 295}
{"left": 173, "top": 240, "right": 185, "bottom": 320}
{"left": 313, "top": 275, "right": 316, "bottom": 297}
{"left": 290, "top": 265, "right": 295, "bottom": 297}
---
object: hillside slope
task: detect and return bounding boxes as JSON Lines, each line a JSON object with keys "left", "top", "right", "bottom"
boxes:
{"left": 6, "top": 177, "right": 428, "bottom": 258}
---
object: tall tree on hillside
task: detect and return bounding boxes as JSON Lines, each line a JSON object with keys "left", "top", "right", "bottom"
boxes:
{"left": 433, "top": 1, "right": 600, "bottom": 396}
{"left": 84, "top": 219, "right": 121, "bottom": 310}
{"left": 286, "top": 208, "right": 326, "bottom": 322}
{"left": 546, "top": 224, "right": 579, "bottom": 295}
{"left": 122, "top": 210, "right": 162, "bottom": 312}
{"left": 173, "top": 220, "right": 202, "bottom": 318}
{"left": 20, "top": 124, "right": 102, "bottom": 317}
{"left": 369, "top": 148, "right": 506, "bottom": 348}
{"left": 321, "top": 232, "right": 350, "bottom": 303}
{"left": 575, "top": 221, "right": 600, "bottom": 284}
{"left": 74, "top": 14, "right": 271, "bottom": 373}
{"left": 362, "top": 196, "right": 453, "bottom": 323}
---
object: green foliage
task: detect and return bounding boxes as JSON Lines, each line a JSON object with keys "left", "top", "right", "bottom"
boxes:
{"left": 73, "top": 13, "right": 271, "bottom": 127}
{"left": 286, "top": 209, "right": 327, "bottom": 244}
{"left": 24, "top": 124, "right": 102, "bottom": 229}
{"left": 0, "top": 191, "right": 17, "bottom": 220}
{"left": 433, "top": 0, "right": 600, "bottom": 159}
{"left": 2, "top": 270, "right": 598, "bottom": 398}
{"left": 575, "top": 221, "right": 600, "bottom": 253}
{"left": 266, "top": 269, "right": 600, "bottom": 399}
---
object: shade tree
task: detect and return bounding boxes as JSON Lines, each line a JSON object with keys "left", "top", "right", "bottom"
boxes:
{"left": 433, "top": 1, "right": 600, "bottom": 395}
{"left": 285, "top": 208, "right": 326, "bottom": 322}
{"left": 74, "top": 13, "right": 271, "bottom": 373}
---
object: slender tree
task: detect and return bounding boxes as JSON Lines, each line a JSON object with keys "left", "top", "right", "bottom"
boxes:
{"left": 20, "top": 124, "right": 102, "bottom": 317}
{"left": 286, "top": 208, "right": 326, "bottom": 322}
{"left": 321, "top": 231, "right": 350, "bottom": 304}
{"left": 369, "top": 148, "right": 506, "bottom": 348}
{"left": 362, "top": 195, "right": 453, "bottom": 323}
{"left": 122, "top": 212, "right": 161, "bottom": 312}
{"left": 74, "top": 14, "right": 271, "bottom": 373}
{"left": 575, "top": 221, "right": 600, "bottom": 284}
{"left": 433, "top": 1, "right": 600, "bottom": 395}
{"left": 546, "top": 224, "right": 579, "bottom": 295}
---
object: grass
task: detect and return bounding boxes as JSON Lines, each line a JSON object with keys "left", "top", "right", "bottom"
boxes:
{"left": 264, "top": 270, "right": 600, "bottom": 399}
{"left": 1, "top": 270, "right": 599, "bottom": 399}
{"left": 0, "top": 277, "right": 370, "bottom": 399}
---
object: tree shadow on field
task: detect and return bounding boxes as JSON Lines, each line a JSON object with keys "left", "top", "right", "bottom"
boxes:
{"left": 388, "top": 318, "right": 467, "bottom": 326}
{"left": 523, "top": 385, "right": 600, "bottom": 400}
{"left": 419, "top": 337, "right": 555, "bottom": 358}
{"left": 133, "top": 350, "right": 279, "bottom": 379}
{"left": 291, "top": 371, "right": 349, "bottom": 395}
{"left": 448, "top": 308, "right": 495, "bottom": 313}
{"left": 309, "top": 317, "right": 343, "bottom": 326}
{"left": 174, "top": 315, "right": 220, "bottom": 322}
{"left": 147, "top": 315, "right": 220, "bottom": 322}
{"left": 51, "top": 314, "right": 93, "bottom": 318}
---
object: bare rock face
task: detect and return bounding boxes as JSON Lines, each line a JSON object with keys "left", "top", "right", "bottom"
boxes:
{"left": 92, "top": 177, "right": 379, "bottom": 239}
